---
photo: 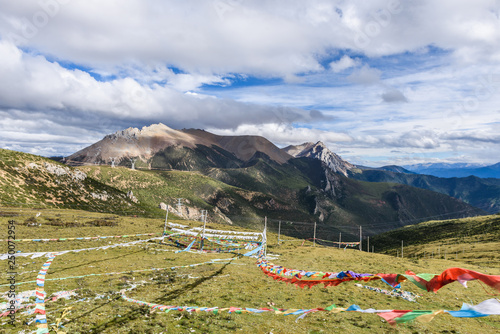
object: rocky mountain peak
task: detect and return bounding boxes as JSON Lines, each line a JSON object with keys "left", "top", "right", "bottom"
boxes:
{"left": 283, "top": 141, "right": 354, "bottom": 177}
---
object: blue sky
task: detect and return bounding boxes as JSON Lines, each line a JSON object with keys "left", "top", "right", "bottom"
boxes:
{"left": 0, "top": 0, "right": 499, "bottom": 166}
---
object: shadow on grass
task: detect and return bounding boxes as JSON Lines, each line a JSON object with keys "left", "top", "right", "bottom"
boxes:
{"left": 82, "top": 258, "right": 237, "bottom": 333}
{"left": 50, "top": 249, "right": 146, "bottom": 275}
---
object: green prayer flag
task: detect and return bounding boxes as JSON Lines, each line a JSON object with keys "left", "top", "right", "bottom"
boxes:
{"left": 395, "top": 310, "right": 434, "bottom": 324}
{"left": 325, "top": 304, "right": 337, "bottom": 311}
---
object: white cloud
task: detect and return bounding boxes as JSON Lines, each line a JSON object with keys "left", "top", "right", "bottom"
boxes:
{"left": 208, "top": 123, "right": 353, "bottom": 148}
{"left": 0, "top": 40, "right": 331, "bottom": 154}
{"left": 329, "top": 55, "right": 360, "bottom": 73}
{"left": 347, "top": 65, "right": 381, "bottom": 85}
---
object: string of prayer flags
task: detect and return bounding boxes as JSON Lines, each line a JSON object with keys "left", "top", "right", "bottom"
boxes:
{"left": 166, "top": 233, "right": 261, "bottom": 253}
{"left": 0, "top": 237, "right": 164, "bottom": 260}
{"left": 257, "top": 259, "right": 376, "bottom": 289}
{"left": 257, "top": 259, "right": 500, "bottom": 293}
{"left": 34, "top": 253, "right": 57, "bottom": 334}
{"left": 0, "top": 232, "right": 161, "bottom": 243}
{"left": 120, "top": 292, "right": 500, "bottom": 325}
{"left": 354, "top": 283, "right": 421, "bottom": 302}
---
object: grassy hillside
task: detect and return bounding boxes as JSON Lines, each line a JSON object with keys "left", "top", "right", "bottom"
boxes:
{"left": 1, "top": 207, "right": 498, "bottom": 333}
{"left": 0, "top": 149, "right": 148, "bottom": 216}
{"left": 80, "top": 159, "right": 483, "bottom": 240}
{"left": 79, "top": 165, "right": 314, "bottom": 228}
{"left": 350, "top": 168, "right": 500, "bottom": 213}
{"left": 0, "top": 149, "right": 486, "bottom": 240}
{"left": 369, "top": 215, "right": 500, "bottom": 268}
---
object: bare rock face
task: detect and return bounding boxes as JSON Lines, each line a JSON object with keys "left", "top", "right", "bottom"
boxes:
{"left": 28, "top": 162, "right": 87, "bottom": 181}
{"left": 158, "top": 202, "right": 233, "bottom": 225}
{"left": 127, "top": 190, "right": 138, "bottom": 203}
{"left": 283, "top": 141, "right": 354, "bottom": 177}
{"left": 91, "top": 191, "right": 109, "bottom": 201}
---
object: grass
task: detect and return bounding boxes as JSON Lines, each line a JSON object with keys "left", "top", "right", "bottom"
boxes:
{"left": 1, "top": 207, "right": 499, "bottom": 333}
{"left": 0, "top": 149, "right": 150, "bottom": 217}
{"left": 369, "top": 215, "right": 500, "bottom": 268}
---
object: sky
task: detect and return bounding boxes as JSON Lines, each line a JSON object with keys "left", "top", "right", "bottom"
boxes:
{"left": 0, "top": 0, "right": 500, "bottom": 167}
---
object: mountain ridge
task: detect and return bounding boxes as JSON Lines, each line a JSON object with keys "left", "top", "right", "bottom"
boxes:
{"left": 404, "top": 162, "right": 500, "bottom": 179}
{"left": 67, "top": 123, "right": 292, "bottom": 167}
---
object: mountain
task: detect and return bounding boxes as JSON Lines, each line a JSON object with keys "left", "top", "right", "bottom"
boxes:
{"left": 4, "top": 145, "right": 481, "bottom": 238}
{"left": 58, "top": 124, "right": 487, "bottom": 238}
{"left": 404, "top": 162, "right": 500, "bottom": 178}
{"left": 283, "top": 141, "right": 354, "bottom": 177}
{"left": 349, "top": 168, "right": 500, "bottom": 214}
{"left": 375, "top": 165, "right": 416, "bottom": 174}
{"left": 66, "top": 123, "right": 291, "bottom": 169}
{"left": 0, "top": 149, "right": 148, "bottom": 215}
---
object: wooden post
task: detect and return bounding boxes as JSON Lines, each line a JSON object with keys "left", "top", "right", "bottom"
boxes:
{"left": 264, "top": 216, "right": 267, "bottom": 257}
{"left": 278, "top": 220, "right": 281, "bottom": 245}
{"left": 200, "top": 210, "right": 208, "bottom": 251}
{"left": 313, "top": 221, "right": 316, "bottom": 247}
{"left": 368, "top": 236, "right": 370, "bottom": 253}
{"left": 401, "top": 240, "right": 403, "bottom": 258}
{"left": 359, "top": 226, "right": 362, "bottom": 251}
{"left": 163, "top": 205, "right": 169, "bottom": 235}
{"left": 339, "top": 232, "right": 341, "bottom": 249}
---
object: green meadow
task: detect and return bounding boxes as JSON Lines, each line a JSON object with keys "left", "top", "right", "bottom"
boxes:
{"left": 1, "top": 208, "right": 498, "bottom": 333}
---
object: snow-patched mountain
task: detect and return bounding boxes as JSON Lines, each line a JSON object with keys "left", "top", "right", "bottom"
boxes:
{"left": 283, "top": 141, "right": 355, "bottom": 177}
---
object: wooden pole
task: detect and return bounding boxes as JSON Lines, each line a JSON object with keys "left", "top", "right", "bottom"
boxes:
{"left": 368, "top": 236, "right": 370, "bottom": 253}
{"left": 339, "top": 232, "right": 341, "bottom": 249}
{"left": 401, "top": 240, "right": 403, "bottom": 258}
{"left": 163, "top": 205, "right": 169, "bottom": 235}
{"left": 278, "top": 220, "right": 281, "bottom": 245}
{"left": 201, "top": 210, "right": 207, "bottom": 251}
{"left": 359, "top": 226, "right": 362, "bottom": 251}
{"left": 313, "top": 222, "right": 316, "bottom": 247}
{"left": 264, "top": 216, "right": 267, "bottom": 257}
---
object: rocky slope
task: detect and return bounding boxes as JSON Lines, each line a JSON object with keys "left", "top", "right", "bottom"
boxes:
{"left": 0, "top": 149, "right": 147, "bottom": 215}
{"left": 283, "top": 141, "right": 354, "bottom": 177}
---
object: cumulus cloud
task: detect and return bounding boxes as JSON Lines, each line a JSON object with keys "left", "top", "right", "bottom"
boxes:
{"left": 0, "top": 40, "right": 330, "bottom": 155}
{"left": 1, "top": 0, "right": 500, "bottom": 78}
{"left": 208, "top": 123, "right": 353, "bottom": 148}
{"left": 330, "top": 55, "right": 360, "bottom": 72}
{"left": 1, "top": 1, "right": 500, "bottom": 164}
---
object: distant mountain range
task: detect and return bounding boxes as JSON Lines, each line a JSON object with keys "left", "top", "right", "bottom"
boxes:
{"left": 403, "top": 162, "right": 500, "bottom": 179}
{"left": 351, "top": 167, "right": 500, "bottom": 214}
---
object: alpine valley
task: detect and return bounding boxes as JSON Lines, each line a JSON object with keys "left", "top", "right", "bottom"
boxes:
{"left": 19, "top": 123, "right": 487, "bottom": 236}
{"left": 1, "top": 123, "right": 498, "bottom": 240}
